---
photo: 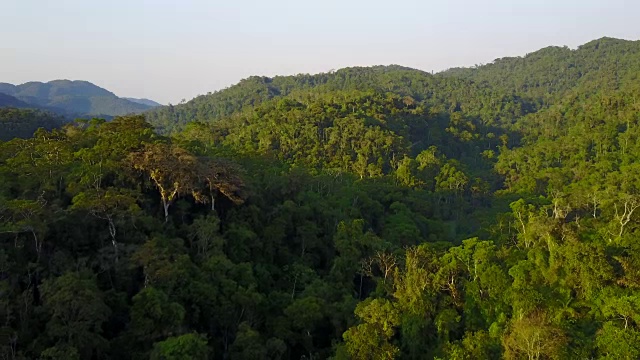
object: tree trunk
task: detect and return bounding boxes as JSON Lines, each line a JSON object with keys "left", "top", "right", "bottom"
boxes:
{"left": 107, "top": 216, "right": 118, "bottom": 263}
{"left": 291, "top": 274, "right": 298, "bottom": 299}
{"left": 163, "top": 201, "right": 170, "bottom": 223}
{"left": 31, "top": 229, "right": 41, "bottom": 263}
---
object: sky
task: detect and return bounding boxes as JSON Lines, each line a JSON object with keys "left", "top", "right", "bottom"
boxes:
{"left": 1, "top": 0, "right": 638, "bottom": 105}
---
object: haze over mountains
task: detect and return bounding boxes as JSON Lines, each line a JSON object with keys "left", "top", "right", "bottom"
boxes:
{"left": 0, "top": 92, "right": 31, "bottom": 108}
{"left": 1, "top": 37, "right": 639, "bottom": 143}
{"left": 123, "top": 97, "right": 163, "bottom": 107}
{"left": 0, "top": 80, "right": 158, "bottom": 117}
{"left": 1, "top": 37, "right": 638, "bottom": 138}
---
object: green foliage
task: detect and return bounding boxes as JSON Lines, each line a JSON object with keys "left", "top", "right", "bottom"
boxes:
{"left": 128, "top": 286, "right": 186, "bottom": 352}
{"left": 40, "top": 271, "right": 111, "bottom": 358}
{"left": 151, "top": 333, "right": 209, "bottom": 360}
{"left": 0, "top": 38, "right": 640, "bottom": 359}
{"left": 0, "top": 107, "right": 65, "bottom": 140}
{"left": 596, "top": 322, "right": 640, "bottom": 359}
{"left": 228, "top": 323, "right": 267, "bottom": 360}
{"left": 342, "top": 299, "right": 401, "bottom": 360}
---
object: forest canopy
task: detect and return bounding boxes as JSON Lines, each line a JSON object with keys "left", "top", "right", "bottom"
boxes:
{"left": 1, "top": 37, "right": 640, "bottom": 359}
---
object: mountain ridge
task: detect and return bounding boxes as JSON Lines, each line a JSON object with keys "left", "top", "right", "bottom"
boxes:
{"left": 124, "top": 97, "right": 162, "bottom": 107}
{"left": 0, "top": 79, "right": 154, "bottom": 117}
{"left": 144, "top": 37, "right": 640, "bottom": 133}
{"left": 3, "top": 36, "right": 640, "bottom": 359}
{"left": 0, "top": 92, "right": 31, "bottom": 108}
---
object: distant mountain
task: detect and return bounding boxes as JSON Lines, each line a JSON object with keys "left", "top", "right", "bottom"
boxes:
{"left": 0, "top": 80, "right": 153, "bottom": 117}
{"left": 0, "top": 92, "right": 31, "bottom": 108}
{"left": 124, "top": 97, "right": 162, "bottom": 107}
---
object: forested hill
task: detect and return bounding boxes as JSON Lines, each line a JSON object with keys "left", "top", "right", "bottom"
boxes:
{"left": 0, "top": 108, "right": 66, "bottom": 141}
{"left": 145, "top": 37, "right": 640, "bottom": 133}
{"left": 0, "top": 80, "right": 154, "bottom": 117}
{"left": 3, "top": 36, "right": 640, "bottom": 359}
{"left": 124, "top": 97, "right": 163, "bottom": 107}
{"left": 0, "top": 92, "right": 31, "bottom": 108}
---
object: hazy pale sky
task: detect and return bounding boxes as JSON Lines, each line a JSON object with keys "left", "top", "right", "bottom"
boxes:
{"left": 1, "top": 0, "right": 638, "bottom": 104}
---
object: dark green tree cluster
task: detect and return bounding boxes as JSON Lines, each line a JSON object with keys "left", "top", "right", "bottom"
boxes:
{"left": 0, "top": 108, "right": 66, "bottom": 141}
{"left": 0, "top": 113, "right": 477, "bottom": 359}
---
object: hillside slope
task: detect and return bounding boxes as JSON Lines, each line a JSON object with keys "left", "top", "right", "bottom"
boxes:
{"left": 3, "top": 37, "right": 640, "bottom": 360}
{"left": 0, "top": 92, "right": 31, "bottom": 108}
{"left": 0, "top": 80, "right": 153, "bottom": 117}
{"left": 145, "top": 37, "right": 640, "bottom": 134}
{"left": 124, "top": 97, "right": 162, "bottom": 107}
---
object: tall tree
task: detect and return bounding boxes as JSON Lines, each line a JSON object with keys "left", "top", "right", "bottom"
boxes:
{"left": 131, "top": 143, "right": 198, "bottom": 222}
